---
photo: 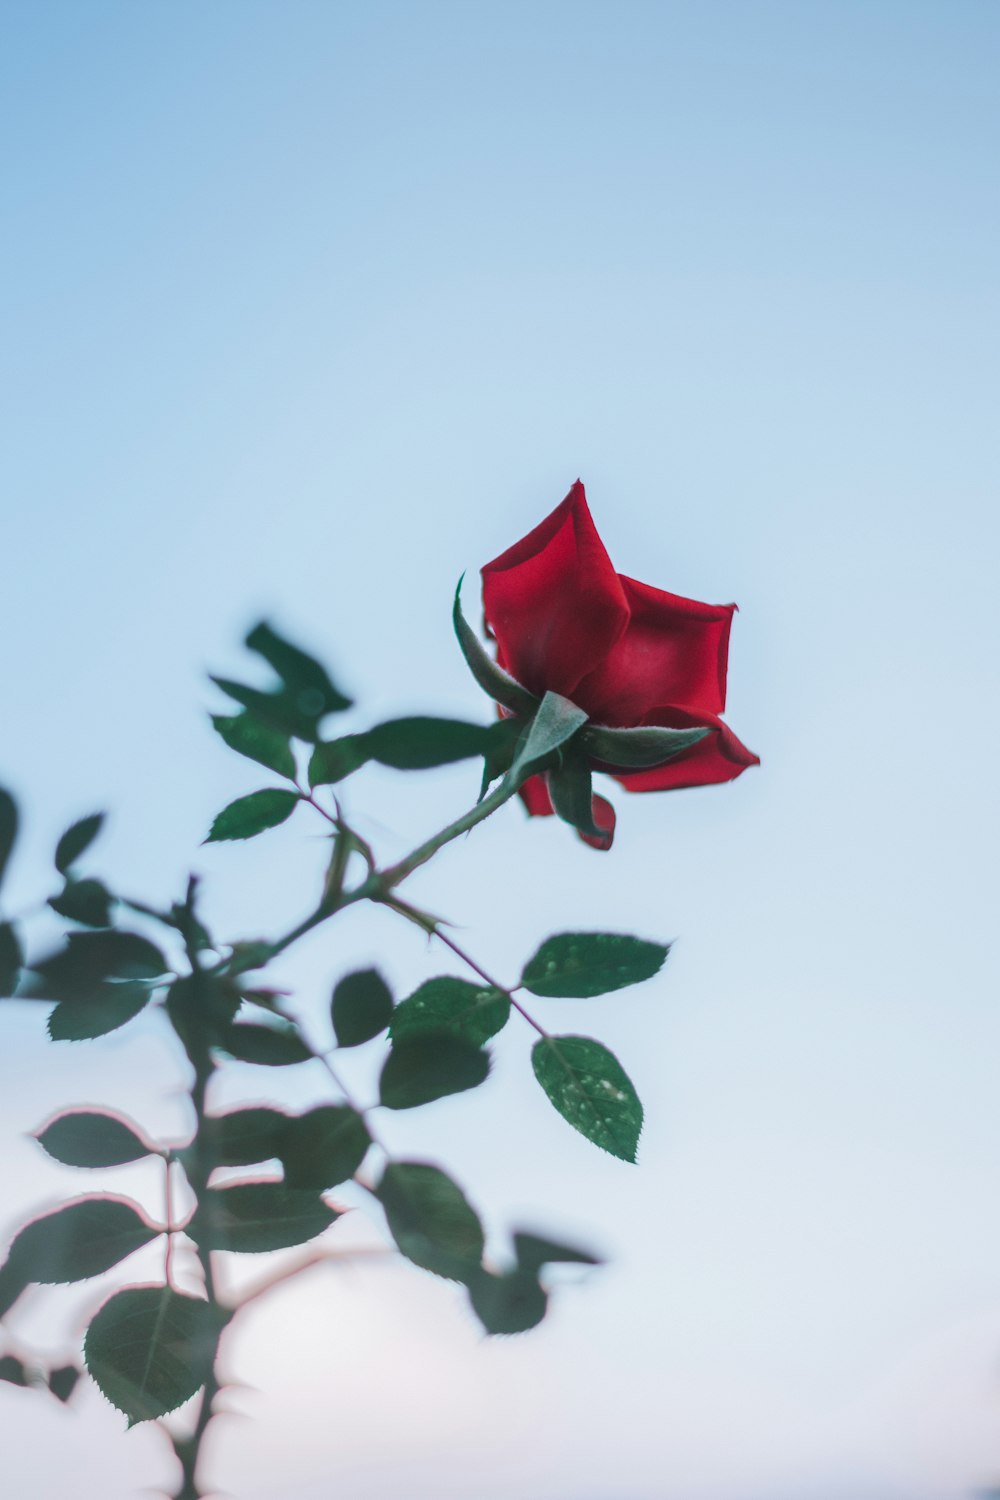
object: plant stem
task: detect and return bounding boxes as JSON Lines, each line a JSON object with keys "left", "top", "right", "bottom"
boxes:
{"left": 171, "top": 887, "right": 231, "bottom": 1500}
{"left": 376, "top": 769, "right": 524, "bottom": 891}
{"left": 260, "top": 769, "right": 527, "bottom": 967}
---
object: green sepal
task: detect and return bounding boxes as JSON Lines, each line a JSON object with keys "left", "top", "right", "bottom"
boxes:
{"left": 509, "top": 691, "right": 589, "bottom": 782}
{"left": 452, "top": 579, "right": 538, "bottom": 716}
{"left": 580, "top": 722, "right": 711, "bottom": 769}
{"left": 479, "top": 717, "right": 526, "bottom": 798}
{"left": 546, "top": 756, "right": 604, "bottom": 838}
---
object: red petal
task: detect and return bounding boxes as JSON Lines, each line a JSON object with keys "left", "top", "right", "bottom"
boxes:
{"left": 481, "top": 482, "right": 629, "bottom": 700}
{"left": 579, "top": 794, "right": 616, "bottom": 851}
{"left": 518, "top": 774, "right": 555, "bottom": 817}
{"left": 574, "top": 577, "right": 736, "bottom": 724}
{"left": 607, "top": 706, "right": 759, "bottom": 793}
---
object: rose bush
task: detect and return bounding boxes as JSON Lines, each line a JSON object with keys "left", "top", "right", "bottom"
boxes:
{"left": 476, "top": 481, "right": 758, "bottom": 849}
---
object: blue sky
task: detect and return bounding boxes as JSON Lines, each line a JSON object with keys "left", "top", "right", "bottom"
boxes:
{"left": 1, "top": 4, "right": 999, "bottom": 1497}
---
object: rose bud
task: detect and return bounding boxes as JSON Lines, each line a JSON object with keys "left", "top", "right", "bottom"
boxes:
{"left": 456, "top": 481, "right": 758, "bottom": 849}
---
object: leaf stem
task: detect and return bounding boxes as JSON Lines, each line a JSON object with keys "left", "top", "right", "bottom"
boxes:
{"left": 416, "top": 916, "right": 549, "bottom": 1039}
{"left": 163, "top": 1157, "right": 176, "bottom": 1291}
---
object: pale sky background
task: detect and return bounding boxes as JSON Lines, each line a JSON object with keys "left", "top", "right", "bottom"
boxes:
{"left": 1, "top": 3, "right": 999, "bottom": 1498}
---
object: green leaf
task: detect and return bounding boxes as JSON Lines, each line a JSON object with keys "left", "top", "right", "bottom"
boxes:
{"left": 510, "top": 691, "right": 589, "bottom": 781}
{"left": 512, "top": 1231, "right": 602, "bottom": 1272}
{"left": 531, "top": 1035, "right": 643, "bottom": 1162}
{"left": 245, "top": 621, "right": 351, "bottom": 715}
{"left": 581, "top": 722, "right": 711, "bottom": 769}
{"left": 198, "top": 1182, "right": 337, "bottom": 1253}
{"left": 521, "top": 932, "right": 669, "bottom": 998}
{"left": 26, "top": 930, "right": 167, "bottom": 1002}
{"left": 0, "top": 1197, "right": 159, "bottom": 1317}
{"left": 48, "top": 878, "right": 115, "bottom": 928}
{"left": 205, "top": 1107, "right": 292, "bottom": 1167}
{"left": 452, "top": 580, "right": 538, "bottom": 717}
{"left": 0, "top": 1354, "right": 28, "bottom": 1386}
{"left": 29, "top": 930, "right": 165, "bottom": 1040}
{"left": 365, "top": 716, "right": 491, "bottom": 770}
{"left": 379, "top": 1035, "right": 490, "bottom": 1110}
{"left": 47, "top": 1365, "right": 80, "bottom": 1403}
{"left": 54, "top": 813, "right": 105, "bottom": 874}
{"left": 219, "top": 1020, "right": 313, "bottom": 1066}
{"left": 0, "top": 921, "right": 22, "bottom": 997}
{"left": 211, "top": 713, "right": 296, "bottom": 779}
{"left": 281, "top": 1106, "right": 370, "bottom": 1190}
{"left": 391, "top": 977, "right": 510, "bottom": 1048}
{"left": 210, "top": 678, "right": 314, "bottom": 741}
{"left": 331, "top": 968, "right": 393, "bottom": 1047}
{"left": 308, "top": 734, "right": 370, "bottom": 786}
{"left": 47, "top": 985, "right": 151, "bottom": 1041}
{"left": 467, "top": 1268, "right": 547, "bottom": 1334}
{"left": 36, "top": 1111, "right": 154, "bottom": 1168}
{"left": 206, "top": 788, "right": 300, "bottom": 843}
{"left": 545, "top": 757, "right": 604, "bottom": 838}
{"left": 376, "top": 1161, "right": 484, "bottom": 1279}
{"left": 0, "top": 788, "right": 18, "bottom": 890}
{"left": 213, "top": 623, "right": 351, "bottom": 743}
{"left": 84, "top": 1286, "right": 217, "bottom": 1425}
{"left": 31, "top": 929, "right": 165, "bottom": 1040}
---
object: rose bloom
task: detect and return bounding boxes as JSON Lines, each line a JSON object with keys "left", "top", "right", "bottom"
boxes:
{"left": 480, "top": 481, "right": 758, "bottom": 849}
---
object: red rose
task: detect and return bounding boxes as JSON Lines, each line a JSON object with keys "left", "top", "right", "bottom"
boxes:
{"left": 475, "top": 481, "right": 758, "bottom": 850}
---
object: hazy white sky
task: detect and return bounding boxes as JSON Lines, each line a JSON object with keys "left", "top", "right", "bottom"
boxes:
{"left": 1, "top": 3, "right": 999, "bottom": 1498}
